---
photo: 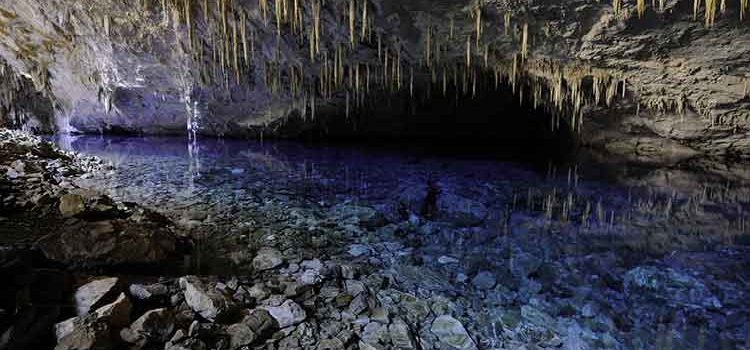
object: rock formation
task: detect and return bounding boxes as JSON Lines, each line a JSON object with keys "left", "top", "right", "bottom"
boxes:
{"left": 0, "top": 0, "right": 747, "bottom": 161}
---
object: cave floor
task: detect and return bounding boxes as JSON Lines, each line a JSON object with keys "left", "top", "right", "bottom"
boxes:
{"left": 2, "top": 132, "right": 750, "bottom": 349}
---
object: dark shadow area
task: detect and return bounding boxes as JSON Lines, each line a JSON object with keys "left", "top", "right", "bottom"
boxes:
{"left": 275, "top": 83, "right": 577, "bottom": 164}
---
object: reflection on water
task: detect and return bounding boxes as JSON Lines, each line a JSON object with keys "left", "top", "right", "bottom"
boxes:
{"left": 54, "top": 134, "right": 750, "bottom": 349}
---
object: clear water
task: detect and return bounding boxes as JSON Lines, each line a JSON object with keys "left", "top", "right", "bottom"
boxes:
{"left": 54, "top": 134, "right": 750, "bottom": 349}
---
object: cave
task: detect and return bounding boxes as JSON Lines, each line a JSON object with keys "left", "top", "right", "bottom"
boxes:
{"left": 1, "top": 1, "right": 750, "bottom": 350}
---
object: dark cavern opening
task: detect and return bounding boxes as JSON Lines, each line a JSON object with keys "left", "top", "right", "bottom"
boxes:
{"left": 1, "top": 0, "right": 750, "bottom": 350}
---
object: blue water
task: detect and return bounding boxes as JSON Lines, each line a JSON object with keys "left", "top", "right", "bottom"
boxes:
{"left": 54, "top": 135, "right": 750, "bottom": 349}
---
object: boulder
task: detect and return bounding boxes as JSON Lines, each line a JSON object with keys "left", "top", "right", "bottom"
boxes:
{"left": 37, "top": 208, "right": 177, "bottom": 265}
{"left": 624, "top": 266, "right": 722, "bottom": 310}
{"left": 59, "top": 194, "right": 86, "bottom": 218}
{"left": 226, "top": 323, "right": 257, "bottom": 349}
{"left": 74, "top": 277, "right": 120, "bottom": 316}
{"left": 261, "top": 300, "right": 306, "bottom": 328}
{"left": 471, "top": 271, "right": 497, "bottom": 290}
{"left": 179, "top": 276, "right": 236, "bottom": 322}
{"left": 430, "top": 315, "right": 477, "bottom": 350}
{"left": 435, "top": 193, "right": 488, "bottom": 227}
{"left": 54, "top": 293, "right": 131, "bottom": 350}
{"left": 252, "top": 247, "right": 284, "bottom": 271}
{"left": 388, "top": 319, "right": 416, "bottom": 349}
{"left": 119, "top": 308, "right": 174, "bottom": 347}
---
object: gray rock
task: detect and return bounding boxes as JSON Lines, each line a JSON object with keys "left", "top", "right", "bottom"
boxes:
{"left": 54, "top": 293, "right": 131, "bottom": 350}
{"left": 438, "top": 256, "right": 460, "bottom": 264}
{"left": 246, "top": 283, "right": 270, "bottom": 301}
{"left": 388, "top": 319, "right": 415, "bottom": 349}
{"left": 262, "top": 300, "right": 306, "bottom": 328}
{"left": 128, "top": 284, "right": 152, "bottom": 300}
{"left": 54, "top": 315, "right": 113, "bottom": 350}
{"left": 120, "top": 308, "right": 174, "bottom": 347}
{"left": 348, "top": 244, "right": 371, "bottom": 257}
{"left": 74, "top": 277, "right": 120, "bottom": 316}
{"left": 471, "top": 271, "right": 497, "bottom": 290}
{"left": 430, "top": 315, "right": 477, "bottom": 350}
{"left": 510, "top": 251, "right": 542, "bottom": 278}
{"left": 179, "top": 276, "right": 235, "bottom": 321}
{"left": 252, "top": 247, "right": 284, "bottom": 271}
{"left": 59, "top": 194, "right": 85, "bottom": 217}
{"left": 436, "top": 193, "right": 488, "bottom": 227}
{"left": 242, "top": 309, "right": 277, "bottom": 336}
{"left": 624, "top": 266, "right": 722, "bottom": 310}
{"left": 226, "top": 322, "right": 257, "bottom": 349}
{"left": 348, "top": 294, "right": 369, "bottom": 316}
{"left": 165, "top": 338, "right": 208, "bottom": 350}
{"left": 92, "top": 293, "right": 132, "bottom": 328}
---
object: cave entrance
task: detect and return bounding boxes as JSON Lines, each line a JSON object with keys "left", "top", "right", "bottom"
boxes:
{"left": 277, "top": 82, "right": 577, "bottom": 163}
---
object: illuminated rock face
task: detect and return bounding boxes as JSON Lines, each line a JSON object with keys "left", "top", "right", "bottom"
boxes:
{"left": 0, "top": 0, "right": 748, "bottom": 158}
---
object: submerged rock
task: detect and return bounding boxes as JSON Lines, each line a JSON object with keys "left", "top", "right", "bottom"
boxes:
{"left": 624, "top": 266, "right": 722, "bottom": 310}
{"left": 430, "top": 315, "right": 477, "bottom": 350}
{"left": 471, "top": 271, "right": 497, "bottom": 290}
{"left": 252, "top": 247, "right": 284, "bottom": 271}
{"left": 261, "top": 300, "right": 306, "bottom": 328}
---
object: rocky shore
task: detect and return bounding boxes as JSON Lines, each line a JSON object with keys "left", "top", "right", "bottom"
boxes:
{"left": 2, "top": 130, "right": 750, "bottom": 350}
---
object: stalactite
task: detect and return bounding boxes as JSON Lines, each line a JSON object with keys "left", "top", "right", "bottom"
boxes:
{"left": 614, "top": 0, "right": 622, "bottom": 15}
{"left": 450, "top": 17, "right": 455, "bottom": 40}
{"left": 521, "top": 23, "right": 529, "bottom": 60}
{"left": 201, "top": 0, "right": 208, "bottom": 24}
{"left": 465, "top": 36, "right": 471, "bottom": 68}
{"left": 361, "top": 0, "right": 368, "bottom": 41}
{"left": 104, "top": 15, "right": 111, "bottom": 37}
{"left": 275, "top": 0, "right": 282, "bottom": 38}
{"left": 349, "top": 0, "right": 356, "bottom": 48}
{"left": 694, "top": 0, "right": 700, "bottom": 20}
{"left": 185, "top": 0, "right": 193, "bottom": 51}
{"left": 475, "top": 5, "right": 482, "bottom": 47}
{"left": 241, "top": 11, "right": 248, "bottom": 66}
{"left": 743, "top": 0, "right": 749, "bottom": 20}
{"left": 504, "top": 12, "right": 511, "bottom": 36}
{"left": 313, "top": 0, "right": 321, "bottom": 54}
{"left": 721, "top": 0, "right": 726, "bottom": 13}
{"left": 426, "top": 24, "right": 432, "bottom": 67}
{"left": 705, "top": 0, "right": 717, "bottom": 26}
{"left": 260, "top": 0, "right": 268, "bottom": 24}
{"left": 637, "top": 0, "right": 646, "bottom": 18}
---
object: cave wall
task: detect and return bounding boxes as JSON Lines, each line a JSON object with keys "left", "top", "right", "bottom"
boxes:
{"left": 0, "top": 0, "right": 748, "bottom": 161}
{"left": 0, "top": 58, "right": 53, "bottom": 133}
